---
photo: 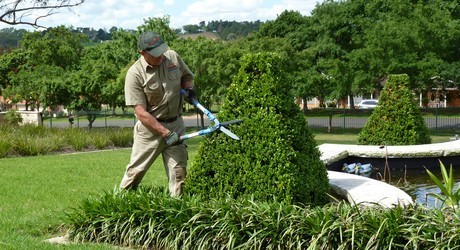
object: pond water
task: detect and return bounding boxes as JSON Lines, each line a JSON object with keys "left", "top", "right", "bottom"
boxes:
{"left": 330, "top": 157, "right": 460, "bottom": 208}
{"left": 373, "top": 167, "right": 460, "bottom": 208}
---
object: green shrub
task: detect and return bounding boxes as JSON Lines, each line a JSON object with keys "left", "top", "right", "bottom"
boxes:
{"left": 358, "top": 74, "right": 431, "bottom": 145}
{"left": 0, "top": 140, "right": 12, "bottom": 158}
{"left": 106, "top": 127, "right": 133, "bottom": 147}
{"left": 185, "top": 52, "right": 329, "bottom": 205}
{"left": 0, "top": 124, "right": 134, "bottom": 158}
{"left": 4, "top": 109, "right": 22, "bottom": 125}
{"left": 65, "top": 128, "right": 91, "bottom": 151}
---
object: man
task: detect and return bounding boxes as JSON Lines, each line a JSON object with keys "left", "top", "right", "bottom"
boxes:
{"left": 120, "top": 31, "right": 196, "bottom": 196}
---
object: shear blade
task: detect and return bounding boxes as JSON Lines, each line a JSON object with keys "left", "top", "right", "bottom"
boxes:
{"left": 219, "top": 126, "right": 239, "bottom": 140}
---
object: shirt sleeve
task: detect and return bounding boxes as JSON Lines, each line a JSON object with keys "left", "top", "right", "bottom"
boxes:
{"left": 176, "top": 53, "right": 194, "bottom": 86}
{"left": 124, "top": 64, "right": 147, "bottom": 106}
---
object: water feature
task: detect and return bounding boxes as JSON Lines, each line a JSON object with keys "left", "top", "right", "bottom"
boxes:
{"left": 332, "top": 158, "right": 460, "bottom": 208}
{"left": 375, "top": 167, "right": 460, "bottom": 208}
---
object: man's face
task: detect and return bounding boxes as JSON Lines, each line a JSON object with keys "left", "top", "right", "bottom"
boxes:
{"left": 140, "top": 51, "right": 164, "bottom": 66}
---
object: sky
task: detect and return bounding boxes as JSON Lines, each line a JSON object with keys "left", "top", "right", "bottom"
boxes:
{"left": 0, "top": 0, "right": 323, "bottom": 31}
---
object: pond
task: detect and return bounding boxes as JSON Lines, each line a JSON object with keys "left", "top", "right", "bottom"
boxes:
{"left": 328, "top": 156, "right": 460, "bottom": 208}
{"left": 379, "top": 167, "right": 460, "bottom": 208}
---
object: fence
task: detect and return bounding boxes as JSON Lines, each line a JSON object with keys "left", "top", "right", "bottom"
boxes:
{"left": 42, "top": 107, "right": 460, "bottom": 135}
{"left": 42, "top": 109, "right": 207, "bottom": 130}
{"left": 305, "top": 107, "right": 460, "bottom": 135}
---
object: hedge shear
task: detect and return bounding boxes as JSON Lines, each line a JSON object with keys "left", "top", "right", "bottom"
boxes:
{"left": 179, "top": 89, "right": 242, "bottom": 141}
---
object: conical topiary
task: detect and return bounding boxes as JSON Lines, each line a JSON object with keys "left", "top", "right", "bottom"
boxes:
{"left": 357, "top": 74, "right": 431, "bottom": 145}
{"left": 185, "top": 52, "right": 329, "bottom": 205}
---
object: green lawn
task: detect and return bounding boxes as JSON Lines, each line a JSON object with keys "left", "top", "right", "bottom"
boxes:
{"left": 0, "top": 138, "right": 201, "bottom": 249}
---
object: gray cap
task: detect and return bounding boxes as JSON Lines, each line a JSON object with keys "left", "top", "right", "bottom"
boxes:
{"left": 137, "top": 32, "right": 169, "bottom": 57}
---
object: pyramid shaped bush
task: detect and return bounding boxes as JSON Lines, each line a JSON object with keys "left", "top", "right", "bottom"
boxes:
{"left": 185, "top": 52, "right": 329, "bottom": 205}
{"left": 358, "top": 74, "right": 431, "bottom": 145}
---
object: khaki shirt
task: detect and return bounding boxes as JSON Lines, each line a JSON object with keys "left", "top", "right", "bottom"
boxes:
{"left": 124, "top": 50, "right": 194, "bottom": 119}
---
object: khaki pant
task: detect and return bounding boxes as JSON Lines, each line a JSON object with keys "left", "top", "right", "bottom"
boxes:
{"left": 120, "top": 117, "right": 187, "bottom": 196}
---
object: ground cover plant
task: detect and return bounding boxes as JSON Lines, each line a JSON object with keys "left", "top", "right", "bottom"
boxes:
{"left": 0, "top": 124, "right": 133, "bottom": 158}
{"left": 66, "top": 187, "right": 460, "bottom": 249}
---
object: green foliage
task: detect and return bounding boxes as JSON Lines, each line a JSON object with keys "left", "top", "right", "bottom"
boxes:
{"left": 4, "top": 108, "right": 22, "bottom": 125}
{"left": 185, "top": 52, "right": 329, "bottom": 205}
{"left": 20, "top": 26, "right": 87, "bottom": 69}
{"left": 358, "top": 74, "right": 431, "bottom": 145}
{"left": 425, "top": 160, "right": 460, "bottom": 211}
{"left": 0, "top": 124, "right": 133, "bottom": 158}
{"left": 66, "top": 186, "right": 460, "bottom": 249}
{"left": 137, "top": 16, "right": 178, "bottom": 44}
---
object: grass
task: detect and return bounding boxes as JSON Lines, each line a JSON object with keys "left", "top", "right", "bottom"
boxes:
{"left": 0, "top": 138, "right": 202, "bottom": 249}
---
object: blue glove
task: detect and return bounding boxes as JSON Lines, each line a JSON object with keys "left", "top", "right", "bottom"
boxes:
{"left": 183, "top": 88, "right": 196, "bottom": 104}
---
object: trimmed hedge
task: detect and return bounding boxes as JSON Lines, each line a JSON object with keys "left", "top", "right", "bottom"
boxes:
{"left": 358, "top": 74, "right": 431, "bottom": 145}
{"left": 185, "top": 52, "right": 329, "bottom": 205}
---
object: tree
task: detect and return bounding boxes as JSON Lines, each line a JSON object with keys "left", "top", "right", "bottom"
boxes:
{"left": 69, "top": 43, "right": 120, "bottom": 127}
{"left": 0, "top": 48, "right": 27, "bottom": 91}
{"left": 0, "top": 28, "right": 27, "bottom": 49}
{"left": 137, "top": 16, "right": 177, "bottom": 44}
{"left": 257, "top": 10, "right": 306, "bottom": 38}
{"left": 173, "top": 37, "right": 234, "bottom": 127}
{"left": 182, "top": 24, "right": 200, "bottom": 34}
{"left": 0, "top": 0, "right": 85, "bottom": 28}
{"left": 20, "top": 26, "right": 87, "bottom": 69}
{"left": 2, "top": 26, "right": 86, "bottom": 111}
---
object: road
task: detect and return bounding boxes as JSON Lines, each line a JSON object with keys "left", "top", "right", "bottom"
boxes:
{"left": 43, "top": 115, "right": 459, "bottom": 130}
{"left": 43, "top": 114, "right": 211, "bottom": 128}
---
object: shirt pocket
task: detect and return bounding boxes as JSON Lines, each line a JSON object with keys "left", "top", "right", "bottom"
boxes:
{"left": 144, "top": 80, "right": 165, "bottom": 106}
{"left": 168, "top": 65, "right": 181, "bottom": 81}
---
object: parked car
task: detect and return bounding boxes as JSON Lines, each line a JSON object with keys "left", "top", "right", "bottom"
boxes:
{"left": 357, "top": 99, "right": 378, "bottom": 109}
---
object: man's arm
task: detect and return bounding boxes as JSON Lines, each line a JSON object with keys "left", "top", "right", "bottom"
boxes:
{"left": 134, "top": 104, "right": 170, "bottom": 137}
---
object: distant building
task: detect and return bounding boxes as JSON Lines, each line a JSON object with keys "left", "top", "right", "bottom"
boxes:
{"left": 178, "top": 32, "right": 220, "bottom": 41}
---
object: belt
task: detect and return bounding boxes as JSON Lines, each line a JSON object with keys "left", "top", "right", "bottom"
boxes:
{"left": 156, "top": 115, "right": 180, "bottom": 123}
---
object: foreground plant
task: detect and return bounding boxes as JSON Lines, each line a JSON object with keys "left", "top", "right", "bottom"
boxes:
{"left": 65, "top": 186, "right": 460, "bottom": 249}
{"left": 425, "top": 160, "right": 460, "bottom": 211}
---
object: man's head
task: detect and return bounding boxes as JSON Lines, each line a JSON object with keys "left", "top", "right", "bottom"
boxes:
{"left": 137, "top": 32, "right": 169, "bottom": 57}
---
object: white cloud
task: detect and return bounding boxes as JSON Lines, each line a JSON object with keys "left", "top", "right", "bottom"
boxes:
{"left": 0, "top": 0, "right": 321, "bottom": 31}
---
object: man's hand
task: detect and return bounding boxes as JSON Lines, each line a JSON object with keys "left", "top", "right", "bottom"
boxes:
{"left": 165, "top": 131, "right": 180, "bottom": 145}
{"left": 183, "top": 88, "right": 196, "bottom": 104}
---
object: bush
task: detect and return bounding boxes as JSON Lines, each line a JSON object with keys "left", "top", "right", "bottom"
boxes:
{"left": 4, "top": 109, "right": 22, "bottom": 125}
{"left": 358, "top": 74, "right": 431, "bottom": 145}
{"left": 185, "top": 52, "right": 329, "bottom": 205}
{"left": 0, "top": 124, "right": 134, "bottom": 158}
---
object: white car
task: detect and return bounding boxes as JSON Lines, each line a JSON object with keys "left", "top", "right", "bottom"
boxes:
{"left": 357, "top": 99, "right": 378, "bottom": 109}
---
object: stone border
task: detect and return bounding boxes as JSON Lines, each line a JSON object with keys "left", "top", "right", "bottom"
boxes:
{"left": 319, "top": 140, "right": 460, "bottom": 165}
{"left": 327, "top": 171, "right": 413, "bottom": 207}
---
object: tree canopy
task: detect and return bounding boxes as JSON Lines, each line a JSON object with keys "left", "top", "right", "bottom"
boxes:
{"left": 1, "top": 0, "right": 459, "bottom": 116}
